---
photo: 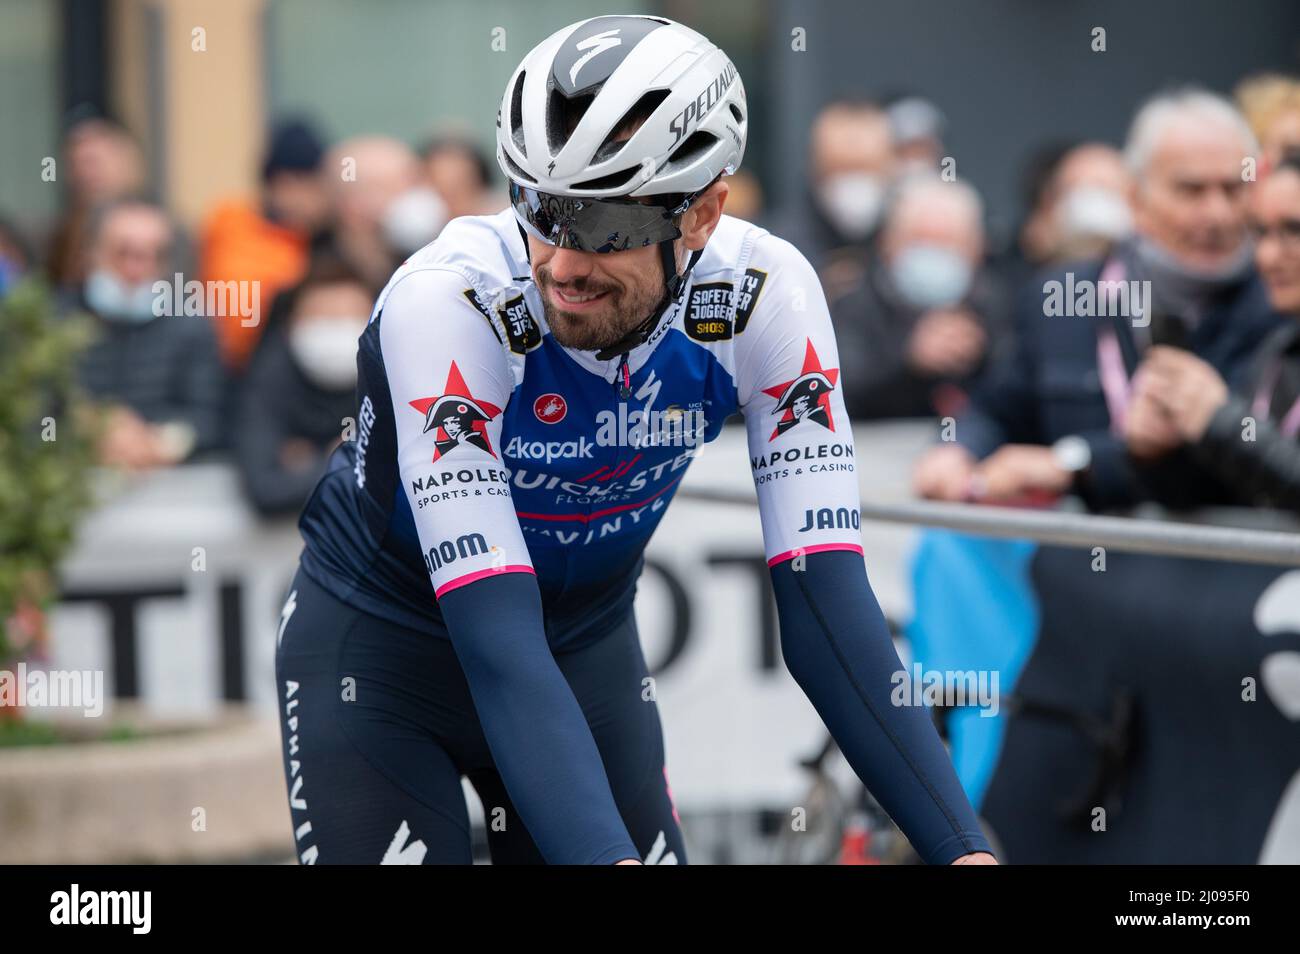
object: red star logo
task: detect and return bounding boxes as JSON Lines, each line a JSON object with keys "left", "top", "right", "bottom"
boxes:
{"left": 762, "top": 339, "right": 839, "bottom": 441}
{"left": 409, "top": 360, "right": 502, "bottom": 461}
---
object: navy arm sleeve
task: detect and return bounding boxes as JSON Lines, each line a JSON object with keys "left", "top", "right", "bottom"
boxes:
{"left": 379, "top": 267, "right": 637, "bottom": 865}
{"left": 771, "top": 550, "right": 993, "bottom": 864}
{"left": 738, "top": 234, "right": 992, "bottom": 863}
{"left": 437, "top": 572, "right": 639, "bottom": 865}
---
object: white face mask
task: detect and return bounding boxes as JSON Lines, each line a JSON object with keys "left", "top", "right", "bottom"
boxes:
{"left": 84, "top": 269, "right": 158, "bottom": 323}
{"left": 289, "top": 316, "right": 364, "bottom": 390}
{"left": 1056, "top": 185, "right": 1133, "bottom": 245}
{"left": 817, "top": 173, "right": 886, "bottom": 241}
{"left": 889, "top": 243, "right": 973, "bottom": 310}
{"left": 382, "top": 186, "right": 449, "bottom": 254}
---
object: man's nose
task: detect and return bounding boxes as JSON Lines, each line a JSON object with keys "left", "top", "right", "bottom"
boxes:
{"left": 1202, "top": 185, "right": 1242, "bottom": 231}
{"left": 118, "top": 260, "right": 157, "bottom": 285}
{"left": 547, "top": 246, "right": 596, "bottom": 284}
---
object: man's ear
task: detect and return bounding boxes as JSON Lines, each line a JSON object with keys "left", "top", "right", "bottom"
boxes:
{"left": 682, "top": 180, "right": 730, "bottom": 251}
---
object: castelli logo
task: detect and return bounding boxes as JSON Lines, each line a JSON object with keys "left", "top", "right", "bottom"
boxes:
{"left": 534, "top": 393, "right": 568, "bottom": 424}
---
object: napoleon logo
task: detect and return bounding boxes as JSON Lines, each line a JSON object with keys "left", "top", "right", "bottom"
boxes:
{"left": 409, "top": 360, "right": 502, "bottom": 461}
{"left": 764, "top": 339, "right": 840, "bottom": 440}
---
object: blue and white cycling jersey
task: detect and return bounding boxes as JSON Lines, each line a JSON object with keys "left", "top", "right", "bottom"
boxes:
{"left": 299, "top": 208, "right": 863, "bottom": 648}
{"left": 289, "top": 206, "right": 993, "bottom": 866}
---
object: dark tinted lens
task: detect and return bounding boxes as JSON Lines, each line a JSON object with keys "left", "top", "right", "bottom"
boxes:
{"left": 510, "top": 182, "right": 683, "bottom": 252}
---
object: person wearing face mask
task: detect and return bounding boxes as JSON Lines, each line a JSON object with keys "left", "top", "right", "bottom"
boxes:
{"left": 318, "top": 136, "right": 429, "bottom": 291}
{"left": 915, "top": 89, "right": 1282, "bottom": 511}
{"left": 764, "top": 96, "right": 896, "bottom": 298}
{"left": 380, "top": 182, "right": 449, "bottom": 257}
{"left": 62, "top": 197, "right": 224, "bottom": 470}
{"left": 1137, "top": 154, "right": 1300, "bottom": 510}
{"left": 200, "top": 118, "right": 330, "bottom": 371}
{"left": 235, "top": 256, "right": 375, "bottom": 516}
{"left": 827, "top": 175, "right": 1009, "bottom": 419}
{"left": 1016, "top": 143, "right": 1134, "bottom": 276}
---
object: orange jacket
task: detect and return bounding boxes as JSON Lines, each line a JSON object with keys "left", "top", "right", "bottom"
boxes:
{"left": 200, "top": 199, "right": 309, "bottom": 369}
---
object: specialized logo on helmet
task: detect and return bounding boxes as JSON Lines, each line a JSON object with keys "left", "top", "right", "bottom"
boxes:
{"left": 570, "top": 29, "right": 621, "bottom": 86}
{"left": 668, "top": 61, "right": 738, "bottom": 147}
{"left": 764, "top": 340, "right": 839, "bottom": 440}
{"left": 409, "top": 361, "right": 502, "bottom": 461}
{"left": 550, "top": 16, "right": 664, "bottom": 96}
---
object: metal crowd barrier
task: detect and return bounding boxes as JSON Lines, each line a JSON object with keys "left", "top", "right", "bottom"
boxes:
{"left": 678, "top": 489, "right": 1300, "bottom": 567}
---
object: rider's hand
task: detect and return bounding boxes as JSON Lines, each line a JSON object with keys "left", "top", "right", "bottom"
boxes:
{"left": 951, "top": 852, "right": 998, "bottom": 865}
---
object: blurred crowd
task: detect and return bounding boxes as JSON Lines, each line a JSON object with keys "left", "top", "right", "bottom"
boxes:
{"left": 763, "top": 76, "right": 1300, "bottom": 515}
{"left": 4, "top": 72, "right": 1300, "bottom": 519}
{"left": 1, "top": 115, "right": 501, "bottom": 515}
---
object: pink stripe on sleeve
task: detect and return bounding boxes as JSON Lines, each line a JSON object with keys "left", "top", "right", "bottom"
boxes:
{"left": 434, "top": 565, "right": 535, "bottom": 599}
{"left": 766, "top": 542, "right": 864, "bottom": 568}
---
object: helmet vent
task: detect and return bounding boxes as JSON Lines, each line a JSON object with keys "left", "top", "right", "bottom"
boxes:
{"left": 729, "top": 103, "right": 744, "bottom": 125}
{"left": 593, "top": 89, "right": 671, "bottom": 163}
{"left": 570, "top": 166, "right": 642, "bottom": 192}
{"left": 501, "top": 150, "right": 537, "bottom": 184}
{"left": 667, "top": 130, "right": 719, "bottom": 169}
{"left": 547, "top": 89, "right": 596, "bottom": 155}
{"left": 510, "top": 70, "right": 527, "bottom": 155}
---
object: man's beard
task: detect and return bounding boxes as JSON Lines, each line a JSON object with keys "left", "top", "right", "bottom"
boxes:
{"left": 535, "top": 265, "right": 665, "bottom": 351}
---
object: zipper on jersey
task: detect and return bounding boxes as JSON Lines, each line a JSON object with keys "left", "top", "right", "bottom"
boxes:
{"left": 614, "top": 351, "right": 632, "bottom": 400}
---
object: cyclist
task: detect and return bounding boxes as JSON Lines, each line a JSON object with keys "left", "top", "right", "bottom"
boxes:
{"left": 275, "top": 14, "right": 995, "bottom": 865}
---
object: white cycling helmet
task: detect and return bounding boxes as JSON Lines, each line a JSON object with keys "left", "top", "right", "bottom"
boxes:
{"left": 496, "top": 14, "right": 747, "bottom": 200}
{"left": 495, "top": 16, "right": 747, "bottom": 362}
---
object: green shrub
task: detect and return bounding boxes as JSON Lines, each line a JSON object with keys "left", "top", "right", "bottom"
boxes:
{"left": 0, "top": 280, "right": 96, "bottom": 666}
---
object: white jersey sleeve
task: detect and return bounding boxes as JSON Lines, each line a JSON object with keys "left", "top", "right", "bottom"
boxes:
{"left": 376, "top": 266, "right": 534, "bottom": 597}
{"left": 737, "top": 234, "right": 865, "bottom": 567}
